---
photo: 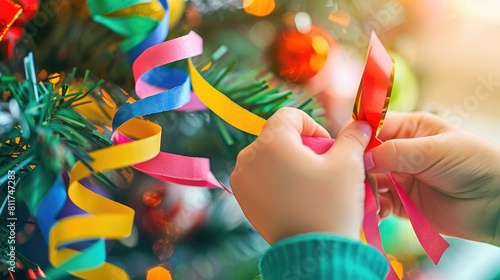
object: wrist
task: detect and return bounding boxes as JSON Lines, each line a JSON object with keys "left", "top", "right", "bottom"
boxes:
{"left": 274, "top": 221, "right": 362, "bottom": 245}
{"left": 260, "top": 233, "right": 389, "bottom": 280}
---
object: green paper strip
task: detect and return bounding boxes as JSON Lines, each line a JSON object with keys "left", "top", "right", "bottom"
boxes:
{"left": 46, "top": 239, "right": 106, "bottom": 279}
{"left": 92, "top": 16, "right": 158, "bottom": 38}
{"left": 86, "top": 0, "right": 153, "bottom": 15}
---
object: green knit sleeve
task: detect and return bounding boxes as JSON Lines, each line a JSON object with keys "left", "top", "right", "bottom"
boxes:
{"left": 259, "top": 233, "right": 389, "bottom": 280}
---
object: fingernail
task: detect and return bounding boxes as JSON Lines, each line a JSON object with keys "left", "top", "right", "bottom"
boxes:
{"left": 364, "top": 151, "right": 375, "bottom": 170}
{"left": 357, "top": 123, "right": 372, "bottom": 139}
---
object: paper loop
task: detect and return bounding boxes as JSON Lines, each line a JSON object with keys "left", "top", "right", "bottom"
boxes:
{"left": 112, "top": 73, "right": 191, "bottom": 130}
{"left": 36, "top": 176, "right": 66, "bottom": 243}
{"left": 86, "top": 0, "right": 168, "bottom": 58}
{"left": 186, "top": 31, "right": 449, "bottom": 279}
{"left": 133, "top": 31, "right": 203, "bottom": 97}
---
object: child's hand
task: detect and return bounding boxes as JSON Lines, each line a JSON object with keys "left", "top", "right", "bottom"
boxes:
{"left": 366, "top": 112, "right": 500, "bottom": 246}
{"left": 230, "top": 107, "right": 372, "bottom": 244}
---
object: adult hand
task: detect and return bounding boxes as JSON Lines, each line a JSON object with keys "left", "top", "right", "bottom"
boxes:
{"left": 230, "top": 107, "right": 373, "bottom": 244}
{"left": 365, "top": 112, "right": 500, "bottom": 246}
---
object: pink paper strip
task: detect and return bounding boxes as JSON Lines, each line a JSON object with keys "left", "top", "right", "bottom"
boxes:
{"left": 363, "top": 181, "right": 400, "bottom": 280}
{"left": 132, "top": 31, "right": 203, "bottom": 98}
{"left": 302, "top": 135, "right": 448, "bottom": 277}
{"left": 112, "top": 131, "right": 224, "bottom": 189}
{"left": 301, "top": 136, "right": 334, "bottom": 154}
{"left": 301, "top": 137, "right": 400, "bottom": 279}
{"left": 176, "top": 92, "right": 208, "bottom": 111}
{"left": 388, "top": 173, "right": 449, "bottom": 264}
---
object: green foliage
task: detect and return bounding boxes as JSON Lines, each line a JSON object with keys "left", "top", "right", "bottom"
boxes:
{"left": 0, "top": 55, "right": 113, "bottom": 215}
{"left": 150, "top": 46, "right": 325, "bottom": 165}
{"left": 200, "top": 46, "right": 324, "bottom": 159}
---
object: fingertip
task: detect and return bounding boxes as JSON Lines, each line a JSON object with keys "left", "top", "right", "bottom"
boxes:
{"left": 267, "top": 107, "right": 331, "bottom": 138}
{"left": 330, "top": 120, "right": 372, "bottom": 155}
{"left": 364, "top": 151, "right": 375, "bottom": 170}
{"left": 365, "top": 140, "right": 397, "bottom": 173}
{"left": 357, "top": 123, "right": 372, "bottom": 140}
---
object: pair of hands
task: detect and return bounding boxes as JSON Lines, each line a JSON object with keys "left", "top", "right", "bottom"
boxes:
{"left": 230, "top": 108, "right": 500, "bottom": 246}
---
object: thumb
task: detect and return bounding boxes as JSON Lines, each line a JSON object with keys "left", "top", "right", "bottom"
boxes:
{"left": 364, "top": 136, "right": 439, "bottom": 174}
{"left": 328, "top": 121, "right": 372, "bottom": 159}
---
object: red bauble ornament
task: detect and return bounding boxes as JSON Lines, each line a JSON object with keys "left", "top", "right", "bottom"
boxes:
{"left": 0, "top": 0, "right": 22, "bottom": 42}
{"left": 129, "top": 174, "right": 210, "bottom": 260}
{"left": 271, "top": 26, "right": 334, "bottom": 83}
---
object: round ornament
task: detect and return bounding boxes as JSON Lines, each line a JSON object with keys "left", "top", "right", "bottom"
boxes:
{"left": 271, "top": 25, "right": 334, "bottom": 83}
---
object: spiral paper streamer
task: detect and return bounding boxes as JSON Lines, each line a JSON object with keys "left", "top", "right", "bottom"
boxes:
{"left": 36, "top": 2, "right": 222, "bottom": 278}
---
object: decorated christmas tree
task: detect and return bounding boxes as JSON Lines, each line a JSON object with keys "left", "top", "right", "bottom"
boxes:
{"left": 4, "top": 0, "right": 496, "bottom": 279}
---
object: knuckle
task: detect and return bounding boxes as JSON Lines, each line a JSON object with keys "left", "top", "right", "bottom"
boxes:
{"left": 415, "top": 111, "right": 450, "bottom": 129}
{"left": 275, "top": 107, "right": 295, "bottom": 116}
{"left": 269, "top": 107, "right": 297, "bottom": 124}
{"left": 386, "top": 139, "right": 399, "bottom": 157}
{"left": 236, "top": 145, "right": 252, "bottom": 162}
{"left": 342, "top": 130, "right": 365, "bottom": 148}
{"left": 416, "top": 111, "right": 434, "bottom": 120}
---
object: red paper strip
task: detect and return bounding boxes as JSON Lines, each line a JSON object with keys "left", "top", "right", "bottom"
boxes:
{"left": 301, "top": 33, "right": 448, "bottom": 278}
{"left": 354, "top": 33, "right": 449, "bottom": 268}
{"left": 353, "top": 32, "right": 394, "bottom": 151}
{"left": 0, "top": 0, "right": 22, "bottom": 41}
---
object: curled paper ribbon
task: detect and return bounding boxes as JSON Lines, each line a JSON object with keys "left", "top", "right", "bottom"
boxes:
{"left": 39, "top": 3, "right": 216, "bottom": 277}
{"left": 132, "top": 31, "right": 203, "bottom": 98}
{"left": 188, "top": 58, "right": 267, "bottom": 136}
{"left": 86, "top": 0, "right": 168, "bottom": 62}
{"left": 112, "top": 131, "right": 225, "bottom": 188}
{"left": 113, "top": 31, "right": 203, "bottom": 131}
{"left": 125, "top": 0, "right": 170, "bottom": 62}
{"left": 187, "top": 32, "right": 449, "bottom": 279}
{"left": 46, "top": 118, "right": 161, "bottom": 279}
{"left": 36, "top": 176, "right": 66, "bottom": 243}
{"left": 355, "top": 34, "right": 449, "bottom": 267}
{"left": 113, "top": 31, "right": 222, "bottom": 189}
{"left": 353, "top": 32, "right": 394, "bottom": 151}
{"left": 40, "top": 16, "right": 216, "bottom": 279}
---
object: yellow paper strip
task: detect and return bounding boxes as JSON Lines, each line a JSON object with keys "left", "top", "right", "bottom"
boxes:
{"left": 48, "top": 118, "right": 162, "bottom": 279}
{"left": 188, "top": 59, "right": 266, "bottom": 136}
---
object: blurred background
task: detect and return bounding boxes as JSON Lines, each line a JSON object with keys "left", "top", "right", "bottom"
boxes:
{"left": 2, "top": 0, "right": 500, "bottom": 279}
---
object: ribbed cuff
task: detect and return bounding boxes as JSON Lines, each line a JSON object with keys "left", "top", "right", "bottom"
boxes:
{"left": 259, "top": 233, "right": 388, "bottom": 280}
